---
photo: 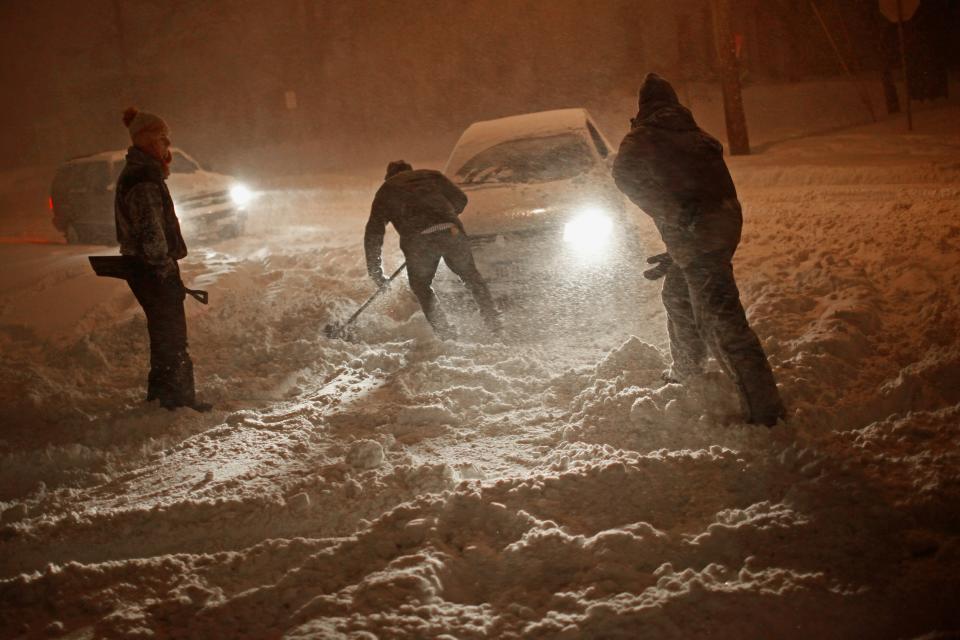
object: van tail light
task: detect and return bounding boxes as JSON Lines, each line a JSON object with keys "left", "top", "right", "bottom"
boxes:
{"left": 48, "top": 196, "right": 54, "bottom": 211}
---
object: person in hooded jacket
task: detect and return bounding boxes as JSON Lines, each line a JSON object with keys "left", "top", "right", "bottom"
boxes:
{"left": 115, "top": 107, "right": 211, "bottom": 412}
{"left": 364, "top": 160, "right": 501, "bottom": 340}
{"left": 612, "top": 74, "right": 785, "bottom": 426}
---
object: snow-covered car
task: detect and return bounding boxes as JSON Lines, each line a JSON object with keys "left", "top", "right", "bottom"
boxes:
{"left": 50, "top": 148, "right": 253, "bottom": 244}
{"left": 439, "top": 108, "right": 648, "bottom": 304}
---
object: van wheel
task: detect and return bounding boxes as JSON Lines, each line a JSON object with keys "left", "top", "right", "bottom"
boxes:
{"left": 65, "top": 223, "right": 83, "bottom": 244}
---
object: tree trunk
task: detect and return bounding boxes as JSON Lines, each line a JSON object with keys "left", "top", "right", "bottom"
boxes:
{"left": 711, "top": 0, "right": 750, "bottom": 155}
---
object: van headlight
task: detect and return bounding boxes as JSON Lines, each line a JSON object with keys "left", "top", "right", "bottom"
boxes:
{"left": 230, "top": 184, "right": 253, "bottom": 207}
{"left": 563, "top": 206, "right": 613, "bottom": 253}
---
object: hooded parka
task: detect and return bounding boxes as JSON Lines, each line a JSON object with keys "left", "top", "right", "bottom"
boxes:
{"left": 612, "top": 74, "right": 785, "bottom": 426}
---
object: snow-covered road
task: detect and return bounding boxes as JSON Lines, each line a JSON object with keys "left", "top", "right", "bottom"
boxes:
{"left": 1, "top": 111, "right": 959, "bottom": 638}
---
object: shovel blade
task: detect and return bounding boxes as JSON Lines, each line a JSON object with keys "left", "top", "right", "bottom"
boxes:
{"left": 323, "top": 322, "right": 358, "bottom": 342}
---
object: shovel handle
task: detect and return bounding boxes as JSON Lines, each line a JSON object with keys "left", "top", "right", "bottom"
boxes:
{"left": 387, "top": 262, "right": 407, "bottom": 282}
{"left": 343, "top": 263, "right": 407, "bottom": 327}
{"left": 185, "top": 288, "right": 209, "bottom": 305}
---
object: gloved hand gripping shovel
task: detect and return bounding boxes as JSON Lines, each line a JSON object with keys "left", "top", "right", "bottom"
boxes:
{"left": 323, "top": 263, "right": 406, "bottom": 342}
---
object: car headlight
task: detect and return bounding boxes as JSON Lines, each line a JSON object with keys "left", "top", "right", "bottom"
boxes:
{"left": 230, "top": 184, "right": 253, "bottom": 207}
{"left": 563, "top": 206, "right": 613, "bottom": 253}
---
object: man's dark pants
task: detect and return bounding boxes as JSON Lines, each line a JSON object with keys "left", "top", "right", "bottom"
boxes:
{"left": 661, "top": 251, "right": 784, "bottom": 425}
{"left": 400, "top": 229, "right": 499, "bottom": 337}
{"left": 128, "top": 265, "right": 196, "bottom": 407}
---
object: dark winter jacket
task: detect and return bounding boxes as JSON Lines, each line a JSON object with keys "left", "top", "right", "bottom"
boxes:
{"left": 613, "top": 74, "right": 742, "bottom": 267}
{"left": 364, "top": 169, "right": 468, "bottom": 280}
{"left": 115, "top": 146, "right": 187, "bottom": 267}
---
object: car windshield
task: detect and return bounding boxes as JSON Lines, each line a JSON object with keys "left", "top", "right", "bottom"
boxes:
{"left": 454, "top": 133, "right": 596, "bottom": 185}
{"left": 170, "top": 152, "right": 200, "bottom": 174}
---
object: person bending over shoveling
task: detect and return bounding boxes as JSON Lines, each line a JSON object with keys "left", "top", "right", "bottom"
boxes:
{"left": 363, "top": 160, "right": 501, "bottom": 340}
{"left": 612, "top": 74, "right": 785, "bottom": 426}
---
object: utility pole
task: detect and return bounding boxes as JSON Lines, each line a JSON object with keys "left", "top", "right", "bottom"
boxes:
{"left": 894, "top": 0, "right": 913, "bottom": 131}
{"left": 879, "top": 0, "right": 919, "bottom": 131}
{"left": 710, "top": 0, "right": 750, "bottom": 155}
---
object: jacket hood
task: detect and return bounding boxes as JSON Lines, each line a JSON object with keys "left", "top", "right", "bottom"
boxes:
{"left": 632, "top": 73, "right": 699, "bottom": 132}
{"left": 385, "top": 159, "right": 413, "bottom": 180}
{"left": 639, "top": 73, "right": 679, "bottom": 110}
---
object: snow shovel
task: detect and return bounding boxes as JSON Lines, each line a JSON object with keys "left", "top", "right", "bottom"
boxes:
{"left": 324, "top": 263, "right": 406, "bottom": 341}
{"left": 89, "top": 256, "right": 209, "bottom": 304}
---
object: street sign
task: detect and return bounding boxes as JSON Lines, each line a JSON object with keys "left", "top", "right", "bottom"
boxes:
{"left": 879, "top": 0, "right": 917, "bottom": 130}
{"left": 879, "top": 0, "right": 920, "bottom": 22}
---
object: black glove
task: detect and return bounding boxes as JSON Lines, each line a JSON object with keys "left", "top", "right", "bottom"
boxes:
{"left": 642, "top": 252, "right": 673, "bottom": 281}
{"left": 371, "top": 271, "right": 388, "bottom": 289}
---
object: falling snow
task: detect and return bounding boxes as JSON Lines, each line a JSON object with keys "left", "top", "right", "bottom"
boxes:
{"left": 1, "top": 104, "right": 959, "bottom": 639}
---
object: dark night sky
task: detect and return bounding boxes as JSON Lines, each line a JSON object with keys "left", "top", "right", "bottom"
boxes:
{"left": 1, "top": 0, "right": 956, "bottom": 176}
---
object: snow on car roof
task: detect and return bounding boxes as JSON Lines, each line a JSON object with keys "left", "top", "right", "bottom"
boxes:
{"left": 65, "top": 149, "right": 127, "bottom": 164}
{"left": 65, "top": 147, "right": 191, "bottom": 165}
{"left": 444, "top": 108, "right": 593, "bottom": 176}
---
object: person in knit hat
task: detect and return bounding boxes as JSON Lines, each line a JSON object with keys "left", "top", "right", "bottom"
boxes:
{"left": 122, "top": 107, "right": 172, "bottom": 173}
{"left": 612, "top": 74, "right": 785, "bottom": 427}
{"left": 114, "top": 107, "right": 211, "bottom": 412}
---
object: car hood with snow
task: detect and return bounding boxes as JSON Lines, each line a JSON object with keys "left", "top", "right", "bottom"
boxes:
{"left": 452, "top": 172, "right": 621, "bottom": 236}
{"left": 166, "top": 166, "right": 250, "bottom": 226}
{"left": 444, "top": 108, "right": 623, "bottom": 235}
{"left": 156, "top": 149, "right": 253, "bottom": 226}
{"left": 438, "top": 108, "right": 645, "bottom": 296}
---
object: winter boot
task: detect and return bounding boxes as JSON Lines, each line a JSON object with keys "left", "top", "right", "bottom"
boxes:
{"left": 424, "top": 302, "right": 457, "bottom": 340}
{"left": 483, "top": 309, "right": 504, "bottom": 339}
{"left": 145, "top": 366, "right": 163, "bottom": 402}
{"left": 159, "top": 356, "right": 213, "bottom": 412}
{"left": 433, "top": 323, "right": 458, "bottom": 341}
{"left": 660, "top": 369, "right": 681, "bottom": 385}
